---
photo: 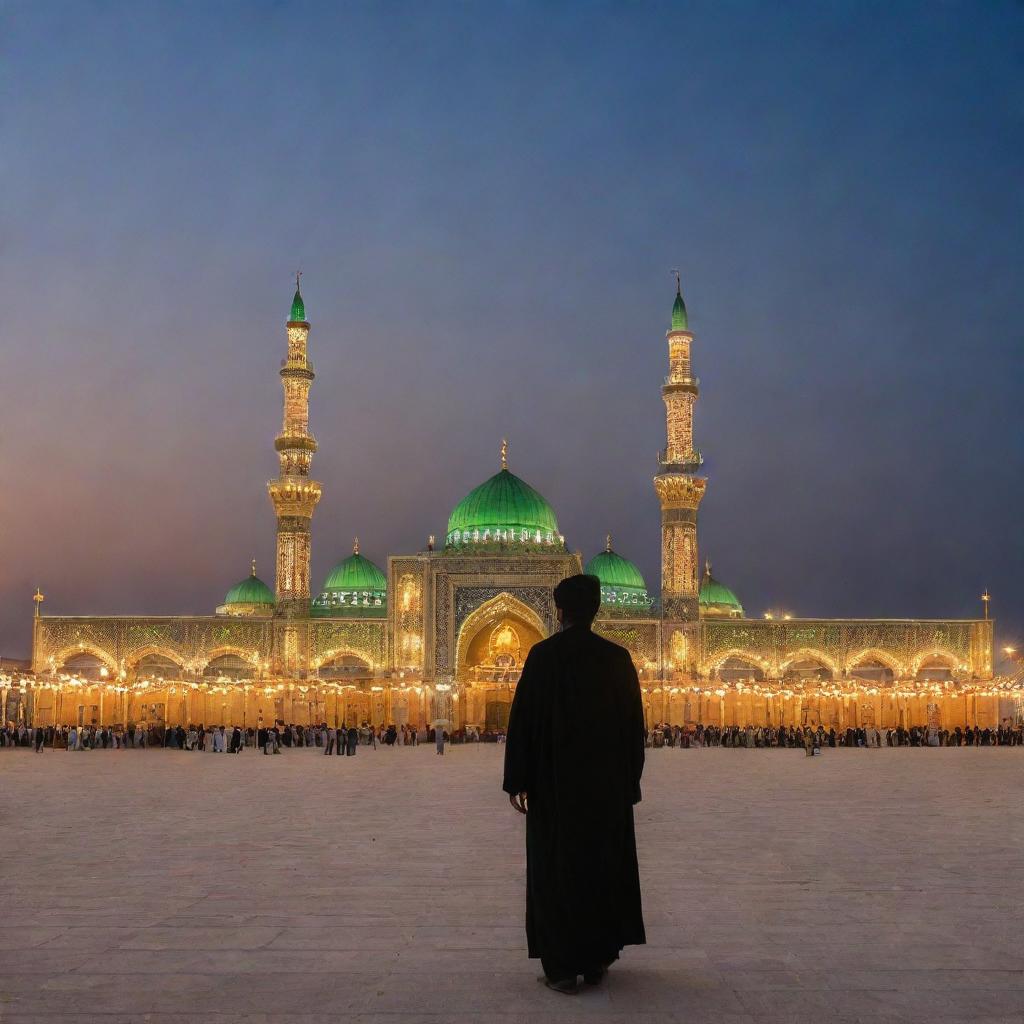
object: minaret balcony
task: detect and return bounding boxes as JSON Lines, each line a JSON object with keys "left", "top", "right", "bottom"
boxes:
{"left": 275, "top": 433, "right": 318, "bottom": 453}
{"left": 662, "top": 376, "right": 699, "bottom": 395}
{"left": 658, "top": 448, "right": 704, "bottom": 472}
{"left": 280, "top": 358, "right": 314, "bottom": 380}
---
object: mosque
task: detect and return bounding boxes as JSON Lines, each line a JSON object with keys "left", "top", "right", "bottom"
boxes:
{"left": 26, "top": 279, "right": 996, "bottom": 732}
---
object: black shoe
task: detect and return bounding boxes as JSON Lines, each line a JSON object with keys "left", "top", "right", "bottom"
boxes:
{"left": 537, "top": 974, "right": 578, "bottom": 995}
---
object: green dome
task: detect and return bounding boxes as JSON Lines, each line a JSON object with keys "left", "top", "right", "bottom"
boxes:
{"left": 224, "top": 567, "right": 275, "bottom": 608}
{"left": 671, "top": 280, "right": 688, "bottom": 331}
{"left": 446, "top": 450, "right": 563, "bottom": 550}
{"left": 585, "top": 537, "right": 653, "bottom": 610}
{"left": 699, "top": 562, "right": 743, "bottom": 618}
{"left": 312, "top": 541, "right": 387, "bottom": 617}
{"left": 289, "top": 274, "right": 306, "bottom": 322}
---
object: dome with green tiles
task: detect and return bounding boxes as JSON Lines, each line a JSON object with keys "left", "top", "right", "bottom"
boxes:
{"left": 699, "top": 562, "right": 743, "bottom": 618}
{"left": 218, "top": 561, "right": 275, "bottom": 616}
{"left": 445, "top": 443, "right": 564, "bottom": 551}
{"left": 312, "top": 540, "right": 387, "bottom": 617}
{"left": 585, "top": 536, "right": 653, "bottom": 611}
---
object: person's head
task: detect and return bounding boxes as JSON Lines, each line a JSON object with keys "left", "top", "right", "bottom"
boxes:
{"left": 553, "top": 574, "right": 601, "bottom": 628}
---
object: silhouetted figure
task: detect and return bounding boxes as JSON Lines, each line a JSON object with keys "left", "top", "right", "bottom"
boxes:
{"left": 503, "top": 573, "right": 645, "bottom": 995}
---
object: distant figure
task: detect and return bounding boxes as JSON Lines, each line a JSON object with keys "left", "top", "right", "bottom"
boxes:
{"left": 435, "top": 725, "right": 445, "bottom": 756}
{"left": 503, "top": 573, "right": 645, "bottom": 995}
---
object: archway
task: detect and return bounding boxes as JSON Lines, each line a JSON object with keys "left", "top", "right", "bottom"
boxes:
{"left": 849, "top": 657, "right": 896, "bottom": 684}
{"left": 718, "top": 656, "right": 766, "bottom": 683}
{"left": 202, "top": 654, "right": 255, "bottom": 681}
{"left": 57, "top": 648, "right": 115, "bottom": 680}
{"left": 316, "top": 651, "right": 373, "bottom": 680}
{"left": 913, "top": 651, "right": 959, "bottom": 681}
{"left": 783, "top": 658, "right": 833, "bottom": 682}
{"left": 455, "top": 593, "right": 547, "bottom": 730}
{"left": 134, "top": 652, "right": 184, "bottom": 680}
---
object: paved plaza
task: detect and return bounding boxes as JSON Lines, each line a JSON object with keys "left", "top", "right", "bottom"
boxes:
{"left": 1, "top": 745, "right": 1022, "bottom": 1024}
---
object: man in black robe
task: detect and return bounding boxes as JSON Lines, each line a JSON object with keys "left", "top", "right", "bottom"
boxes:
{"left": 503, "top": 573, "right": 646, "bottom": 995}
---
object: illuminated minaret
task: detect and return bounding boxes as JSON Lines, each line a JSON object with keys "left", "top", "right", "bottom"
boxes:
{"left": 268, "top": 275, "right": 321, "bottom": 615}
{"left": 654, "top": 274, "right": 706, "bottom": 624}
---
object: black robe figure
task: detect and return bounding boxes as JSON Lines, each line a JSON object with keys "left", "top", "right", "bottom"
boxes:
{"left": 502, "top": 574, "right": 646, "bottom": 993}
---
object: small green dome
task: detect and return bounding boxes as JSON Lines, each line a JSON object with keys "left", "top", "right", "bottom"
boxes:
{"left": 699, "top": 562, "right": 743, "bottom": 618}
{"left": 290, "top": 274, "right": 306, "bottom": 322}
{"left": 446, "top": 446, "right": 563, "bottom": 550}
{"left": 585, "top": 536, "right": 653, "bottom": 610}
{"left": 312, "top": 540, "right": 387, "bottom": 617}
{"left": 671, "top": 280, "right": 688, "bottom": 331}
{"left": 224, "top": 566, "right": 275, "bottom": 607}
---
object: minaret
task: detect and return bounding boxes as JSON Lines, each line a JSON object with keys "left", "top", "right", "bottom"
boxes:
{"left": 267, "top": 275, "right": 321, "bottom": 615}
{"left": 654, "top": 274, "right": 706, "bottom": 623}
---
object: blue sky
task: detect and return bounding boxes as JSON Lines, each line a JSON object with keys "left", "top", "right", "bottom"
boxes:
{"left": 1, "top": 1, "right": 1021, "bottom": 660}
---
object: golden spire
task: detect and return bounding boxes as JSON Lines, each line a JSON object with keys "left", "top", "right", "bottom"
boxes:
{"left": 500, "top": 438, "right": 509, "bottom": 471}
{"left": 33, "top": 587, "right": 44, "bottom": 617}
{"left": 704, "top": 559, "right": 712, "bottom": 578}
{"left": 606, "top": 532, "right": 613, "bottom": 552}
{"left": 981, "top": 588, "right": 991, "bottom": 620}
{"left": 353, "top": 536, "right": 360, "bottom": 555}
{"left": 251, "top": 559, "right": 257, "bottom": 577}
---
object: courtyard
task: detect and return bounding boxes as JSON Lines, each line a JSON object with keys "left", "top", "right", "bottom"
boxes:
{"left": 1, "top": 745, "right": 1022, "bottom": 1023}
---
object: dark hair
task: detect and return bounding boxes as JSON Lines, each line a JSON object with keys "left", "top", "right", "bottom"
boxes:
{"left": 553, "top": 574, "right": 602, "bottom": 624}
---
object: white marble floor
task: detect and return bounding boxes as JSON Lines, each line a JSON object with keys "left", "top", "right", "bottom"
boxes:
{"left": 1, "top": 743, "right": 1022, "bottom": 1023}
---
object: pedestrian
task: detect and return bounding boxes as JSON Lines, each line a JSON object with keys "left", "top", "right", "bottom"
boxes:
{"left": 503, "top": 573, "right": 645, "bottom": 995}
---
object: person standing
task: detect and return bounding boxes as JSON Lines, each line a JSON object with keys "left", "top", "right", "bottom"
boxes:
{"left": 324, "top": 724, "right": 335, "bottom": 755}
{"left": 503, "top": 574, "right": 645, "bottom": 995}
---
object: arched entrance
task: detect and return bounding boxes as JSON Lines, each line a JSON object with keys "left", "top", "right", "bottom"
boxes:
{"left": 454, "top": 593, "right": 547, "bottom": 731}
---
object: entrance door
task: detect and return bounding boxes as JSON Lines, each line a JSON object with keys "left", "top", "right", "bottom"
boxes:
{"left": 485, "top": 699, "right": 510, "bottom": 732}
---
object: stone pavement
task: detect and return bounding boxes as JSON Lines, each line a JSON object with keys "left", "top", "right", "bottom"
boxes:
{"left": 1, "top": 744, "right": 1022, "bottom": 1024}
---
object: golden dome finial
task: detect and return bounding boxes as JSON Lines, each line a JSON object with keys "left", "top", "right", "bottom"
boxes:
{"left": 353, "top": 536, "right": 360, "bottom": 555}
{"left": 33, "top": 587, "right": 45, "bottom": 617}
{"left": 500, "top": 437, "right": 509, "bottom": 471}
{"left": 606, "top": 532, "right": 613, "bottom": 552}
{"left": 251, "top": 558, "right": 257, "bottom": 577}
{"left": 704, "top": 559, "right": 712, "bottom": 578}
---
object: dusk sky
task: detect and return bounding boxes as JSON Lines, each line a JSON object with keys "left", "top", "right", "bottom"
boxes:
{"left": 1, "top": 1, "right": 1021, "bottom": 661}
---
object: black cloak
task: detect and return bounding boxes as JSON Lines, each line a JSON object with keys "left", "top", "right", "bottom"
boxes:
{"left": 502, "top": 624, "right": 646, "bottom": 966}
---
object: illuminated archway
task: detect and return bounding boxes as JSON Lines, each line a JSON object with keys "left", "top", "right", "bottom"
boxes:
{"left": 911, "top": 649, "right": 961, "bottom": 679}
{"left": 847, "top": 647, "right": 905, "bottom": 679}
{"left": 316, "top": 650, "right": 373, "bottom": 680}
{"left": 703, "top": 647, "right": 772, "bottom": 679}
{"left": 52, "top": 644, "right": 117, "bottom": 677}
{"left": 129, "top": 646, "right": 186, "bottom": 678}
{"left": 455, "top": 593, "right": 547, "bottom": 680}
{"left": 781, "top": 648, "right": 838, "bottom": 680}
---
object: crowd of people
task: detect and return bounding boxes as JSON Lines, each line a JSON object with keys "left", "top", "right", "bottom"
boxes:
{"left": 0, "top": 721, "right": 448, "bottom": 752}
{"left": 4, "top": 720, "right": 1024, "bottom": 753}
{"left": 649, "top": 722, "right": 1024, "bottom": 748}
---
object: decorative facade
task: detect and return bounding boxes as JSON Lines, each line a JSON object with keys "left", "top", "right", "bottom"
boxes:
{"left": 22, "top": 278, "right": 998, "bottom": 733}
